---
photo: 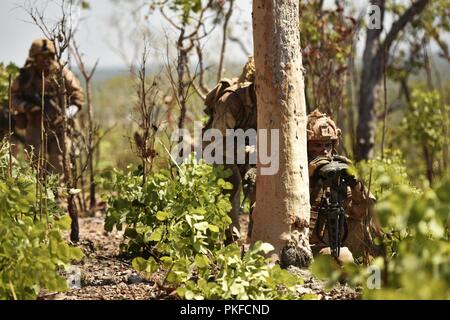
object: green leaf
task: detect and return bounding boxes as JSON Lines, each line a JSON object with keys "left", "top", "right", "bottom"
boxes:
{"left": 185, "top": 290, "right": 194, "bottom": 300}
{"left": 156, "top": 211, "right": 171, "bottom": 221}
{"left": 208, "top": 224, "right": 219, "bottom": 233}
{"left": 149, "top": 228, "right": 163, "bottom": 241}
{"left": 194, "top": 221, "right": 209, "bottom": 232}
{"left": 70, "top": 247, "right": 84, "bottom": 261}
{"left": 132, "top": 257, "right": 157, "bottom": 274}
{"left": 176, "top": 286, "right": 187, "bottom": 298}
{"left": 132, "top": 257, "right": 148, "bottom": 272}
{"left": 56, "top": 215, "right": 72, "bottom": 230}
{"left": 194, "top": 255, "right": 210, "bottom": 268}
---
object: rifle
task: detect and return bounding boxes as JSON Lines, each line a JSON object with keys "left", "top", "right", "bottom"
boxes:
{"left": 22, "top": 93, "right": 64, "bottom": 127}
{"left": 314, "top": 157, "right": 356, "bottom": 259}
{"left": 24, "top": 93, "right": 61, "bottom": 114}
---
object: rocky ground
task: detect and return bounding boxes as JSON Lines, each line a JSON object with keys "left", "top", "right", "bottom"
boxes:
{"left": 38, "top": 214, "right": 359, "bottom": 300}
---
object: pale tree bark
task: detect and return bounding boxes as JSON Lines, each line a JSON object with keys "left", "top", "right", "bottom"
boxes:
{"left": 356, "top": 0, "right": 429, "bottom": 161}
{"left": 251, "top": 0, "right": 312, "bottom": 268}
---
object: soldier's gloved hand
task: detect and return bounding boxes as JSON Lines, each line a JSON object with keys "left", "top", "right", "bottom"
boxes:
{"left": 66, "top": 105, "right": 79, "bottom": 119}
{"left": 330, "top": 155, "right": 358, "bottom": 187}
{"left": 332, "top": 155, "right": 353, "bottom": 165}
{"left": 308, "top": 156, "right": 331, "bottom": 178}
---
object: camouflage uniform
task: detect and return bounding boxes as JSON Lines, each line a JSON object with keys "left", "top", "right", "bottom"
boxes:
{"left": 203, "top": 57, "right": 257, "bottom": 242}
{"left": 11, "top": 39, "right": 84, "bottom": 174}
{"left": 307, "top": 110, "right": 382, "bottom": 262}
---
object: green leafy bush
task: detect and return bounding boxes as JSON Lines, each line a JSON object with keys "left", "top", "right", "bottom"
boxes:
{"left": 399, "top": 88, "right": 449, "bottom": 183}
{"left": 175, "top": 242, "right": 303, "bottom": 300}
{"left": 0, "top": 141, "right": 83, "bottom": 300}
{"left": 403, "top": 88, "right": 448, "bottom": 153}
{"left": 102, "top": 155, "right": 307, "bottom": 300}
{"left": 362, "top": 178, "right": 450, "bottom": 299}
{"left": 102, "top": 156, "right": 233, "bottom": 257}
{"left": 355, "top": 149, "right": 421, "bottom": 200}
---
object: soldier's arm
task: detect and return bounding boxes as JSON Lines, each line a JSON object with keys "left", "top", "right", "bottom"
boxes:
{"left": 64, "top": 68, "right": 84, "bottom": 109}
{"left": 11, "top": 72, "right": 32, "bottom": 113}
{"left": 345, "top": 181, "right": 376, "bottom": 220}
{"left": 345, "top": 181, "right": 384, "bottom": 248}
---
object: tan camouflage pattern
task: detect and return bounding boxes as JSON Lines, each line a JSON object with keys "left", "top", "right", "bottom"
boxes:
{"left": 210, "top": 82, "right": 257, "bottom": 135}
{"left": 307, "top": 108, "right": 341, "bottom": 142}
{"left": 11, "top": 44, "right": 84, "bottom": 174}
{"left": 28, "top": 38, "right": 56, "bottom": 60}
{"left": 203, "top": 57, "right": 257, "bottom": 242}
{"left": 237, "top": 56, "right": 255, "bottom": 84}
{"left": 12, "top": 61, "right": 84, "bottom": 115}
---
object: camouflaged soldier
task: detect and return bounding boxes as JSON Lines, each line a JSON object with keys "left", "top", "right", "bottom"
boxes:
{"left": 11, "top": 38, "right": 84, "bottom": 174}
{"left": 307, "top": 109, "right": 382, "bottom": 263}
{"left": 203, "top": 57, "right": 257, "bottom": 242}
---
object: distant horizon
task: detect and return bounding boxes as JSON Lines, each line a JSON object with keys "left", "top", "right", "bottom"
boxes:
{"left": 0, "top": 0, "right": 253, "bottom": 69}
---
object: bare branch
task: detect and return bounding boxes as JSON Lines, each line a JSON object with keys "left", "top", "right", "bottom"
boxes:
{"left": 217, "top": 0, "right": 234, "bottom": 82}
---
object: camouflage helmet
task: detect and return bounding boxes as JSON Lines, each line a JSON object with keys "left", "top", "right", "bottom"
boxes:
{"left": 307, "top": 109, "right": 341, "bottom": 143}
{"left": 28, "top": 38, "right": 56, "bottom": 60}
{"left": 238, "top": 56, "right": 255, "bottom": 83}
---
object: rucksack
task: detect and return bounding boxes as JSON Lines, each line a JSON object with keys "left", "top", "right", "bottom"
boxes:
{"left": 203, "top": 77, "right": 238, "bottom": 119}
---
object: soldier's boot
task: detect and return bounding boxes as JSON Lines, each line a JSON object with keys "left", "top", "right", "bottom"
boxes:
{"left": 318, "top": 246, "right": 355, "bottom": 264}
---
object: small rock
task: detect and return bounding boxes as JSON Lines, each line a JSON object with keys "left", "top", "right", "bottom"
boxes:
{"left": 128, "top": 273, "right": 143, "bottom": 284}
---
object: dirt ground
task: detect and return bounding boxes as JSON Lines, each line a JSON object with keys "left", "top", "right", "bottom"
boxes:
{"left": 38, "top": 214, "right": 359, "bottom": 300}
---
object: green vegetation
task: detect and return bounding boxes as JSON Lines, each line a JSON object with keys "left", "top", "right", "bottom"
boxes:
{"left": 0, "top": 141, "right": 83, "bottom": 300}
{"left": 102, "top": 156, "right": 308, "bottom": 300}
{"left": 0, "top": 63, "right": 18, "bottom": 106}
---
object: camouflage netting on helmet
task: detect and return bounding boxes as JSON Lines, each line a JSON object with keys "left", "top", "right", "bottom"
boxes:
{"left": 237, "top": 56, "right": 255, "bottom": 84}
{"left": 307, "top": 109, "right": 341, "bottom": 142}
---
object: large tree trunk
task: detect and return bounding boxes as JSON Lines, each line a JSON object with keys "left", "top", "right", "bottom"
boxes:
{"left": 251, "top": 0, "right": 312, "bottom": 268}
{"left": 356, "top": 0, "right": 429, "bottom": 161}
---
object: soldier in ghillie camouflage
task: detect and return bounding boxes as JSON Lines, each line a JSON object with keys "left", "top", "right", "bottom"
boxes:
{"left": 11, "top": 38, "right": 84, "bottom": 174}
{"left": 203, "top": 56, "right": 257, "bottom": 242}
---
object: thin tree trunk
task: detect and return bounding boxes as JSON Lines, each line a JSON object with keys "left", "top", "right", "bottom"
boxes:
{"left": 347, "top": 38, "right": 358, "bottom": 158}
{"left": 217, "top": 0, "right": 234, "bottom": 83}
{"left": 251, "top": 0, "right": 312, "bottom": 268}
{"left": 86, "top": 78, "right": 96, "bottom": 210}
{"left": 356, "top": 3, "right": 383, "bottom": 161}
{"left": 177, "top": 27, "right": 187, "bottom": 132}
{"left": 57, "top": 67, "right": 79, "bottom": 243}
{"left": 356, "top": 0, "right": 429, "bottom": 161}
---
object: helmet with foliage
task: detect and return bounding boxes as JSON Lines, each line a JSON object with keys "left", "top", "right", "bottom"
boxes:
{"left": 238, "top": 56, "right": 255, "bottom": 84}
{"left": 307, "top": 109, "right": 341, "bottom": 143}
{"left": 28, "top": 38, "right": 56, "bottom": 60}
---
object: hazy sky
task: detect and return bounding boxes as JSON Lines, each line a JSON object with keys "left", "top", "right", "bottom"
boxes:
{"left": 0, "top": 0, "right": 253, "bottom": 69}
{"left": 0, "top": 1, "right": 447, "bottom": 71}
